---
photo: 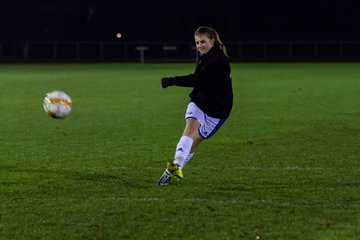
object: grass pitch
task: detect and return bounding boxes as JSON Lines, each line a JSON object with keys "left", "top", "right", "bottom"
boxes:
{"left": 0, "top": 63, "right": 360, "bottom": 239}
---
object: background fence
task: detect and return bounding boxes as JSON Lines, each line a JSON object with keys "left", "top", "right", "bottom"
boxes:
{"left": 1, "top": 41, "right": 360, "bottom": 62}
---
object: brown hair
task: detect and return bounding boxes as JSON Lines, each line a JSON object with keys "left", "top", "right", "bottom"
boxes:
{"left": 194, "top": 26, "right": 228, "bottom": 57}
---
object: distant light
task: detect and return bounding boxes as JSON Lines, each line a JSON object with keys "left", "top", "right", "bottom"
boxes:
{"left": 116, "top": 33, "right": 122, "bottom": 39}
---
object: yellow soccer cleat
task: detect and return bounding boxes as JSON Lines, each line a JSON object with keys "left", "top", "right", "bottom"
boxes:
{"left": 166, "top": 162, "right": 183, "bottom": 179}
{"left": 157, "top": 162, "right": 184, "bottom": 186}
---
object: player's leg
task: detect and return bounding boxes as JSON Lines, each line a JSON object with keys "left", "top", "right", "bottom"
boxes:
{"left": 173, "top": 118, "right": 203, "bottom": 170}
{"left": 180, "top": 114, "right": 227, "bottom": 169}
{"left": 158, "top": 119, "right": 202, "bottom": 186}
{"left": 179, "top": 119, "right": 204, "bottom": 169}
{"left": 157, "top": 107, "right": 202, "bottom": 186}
{"left": 158, "top": 102, "right": 226, "bottom": 186}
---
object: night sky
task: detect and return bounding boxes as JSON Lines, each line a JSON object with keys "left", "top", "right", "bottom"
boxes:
{"left": 1, "top": 0, "right": 359, "bottom": 42}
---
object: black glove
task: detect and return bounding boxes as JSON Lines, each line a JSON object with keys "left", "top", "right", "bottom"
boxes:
{"left": 161, "top": 77, "right": 173, "bottom": 88}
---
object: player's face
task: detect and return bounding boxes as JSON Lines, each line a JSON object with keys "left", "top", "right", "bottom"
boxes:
{"left": 195, "top": 34, "right": 215, "bottom": 55}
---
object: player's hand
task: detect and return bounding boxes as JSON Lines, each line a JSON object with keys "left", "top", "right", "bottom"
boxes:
{"left": 161, "top": 77, "right": 171, "bottom": 88}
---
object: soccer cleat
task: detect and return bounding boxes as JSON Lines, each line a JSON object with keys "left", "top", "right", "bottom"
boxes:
{"left": 157, "top": 162, "right": 184, "bottom": 186}
{"left": 157, "top": 170, "right": 172, "bottom": 186}
{"left": 166, "top": 162, "right": 183, "bottom": 179}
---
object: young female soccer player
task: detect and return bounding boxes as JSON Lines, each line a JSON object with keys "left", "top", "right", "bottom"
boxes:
{"left": 157, "top": 26, "right": 233, "bottom": 186}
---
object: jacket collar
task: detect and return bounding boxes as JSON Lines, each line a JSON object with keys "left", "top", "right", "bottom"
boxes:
{"left": 199, "top": 45, "right": 221, "bottom": 61}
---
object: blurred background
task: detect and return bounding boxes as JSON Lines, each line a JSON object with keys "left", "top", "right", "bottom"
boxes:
{"left": 1, "top": 0, "right": 359, "bottom": 62}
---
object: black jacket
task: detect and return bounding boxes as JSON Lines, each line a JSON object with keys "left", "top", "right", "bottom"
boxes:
{"left": 167, "top": 46, "right": 233, "bottom": 119}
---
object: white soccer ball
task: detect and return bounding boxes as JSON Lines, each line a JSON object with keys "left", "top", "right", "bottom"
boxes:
{"left": 43, "top": 90, "right": 72, "bottom": 119}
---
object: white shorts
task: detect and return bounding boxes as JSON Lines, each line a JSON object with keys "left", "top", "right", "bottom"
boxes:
{"left": 185, "top": 102, "right": 226, "bottom": 139}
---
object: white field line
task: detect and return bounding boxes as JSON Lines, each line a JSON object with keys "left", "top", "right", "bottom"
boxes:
{"left": 126, "top": 197, "right": 360, "bottom": 209}
{"left": 9, "top": 166, "right": 359, "bottom": 172}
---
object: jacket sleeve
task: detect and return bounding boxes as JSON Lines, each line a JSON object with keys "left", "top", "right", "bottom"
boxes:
{"left": 167, "top": 73, "right": 196, "bottom": 87}
{"left": 169, "top": 55, "right": 223, "bottom": 88}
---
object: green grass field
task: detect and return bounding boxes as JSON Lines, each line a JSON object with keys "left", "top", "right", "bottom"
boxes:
{"left": 1, "top": 62, "right": 360, "bottom": 239}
